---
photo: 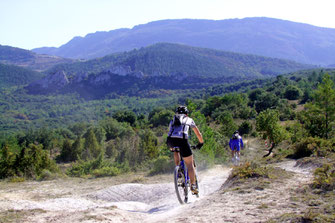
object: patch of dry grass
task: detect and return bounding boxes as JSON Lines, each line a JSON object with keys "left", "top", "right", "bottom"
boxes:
{"left": 0, "top": 209, "right": 46, "bottom": 223}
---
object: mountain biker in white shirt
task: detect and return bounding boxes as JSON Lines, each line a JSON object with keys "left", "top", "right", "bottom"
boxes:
{"left": 166, "top": 106, "right": 204, "bottom": 194}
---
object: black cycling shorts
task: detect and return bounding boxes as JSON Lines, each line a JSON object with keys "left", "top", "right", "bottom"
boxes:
{"left": 166, "top": 137, "right": 192, "bottom": 158}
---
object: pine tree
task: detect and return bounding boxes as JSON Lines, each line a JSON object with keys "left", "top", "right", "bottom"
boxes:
{"left": 313, "top": 74, "right": 335, "bottom": 139}
{"left": 83, "top": 128, "right": 102, "bottom": 160}
{"left": 302, "top": 74, "right": 335, "bottom": 139}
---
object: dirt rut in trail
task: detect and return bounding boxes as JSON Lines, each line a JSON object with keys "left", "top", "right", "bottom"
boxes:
{"left": 0, "top": 166, "right": 231, "bottom": 223}
{"left": 88, "top": 166, "right": 231, "bottom": 214}
{"left": 161, "top": 160, "right": 314, "bottom": 223}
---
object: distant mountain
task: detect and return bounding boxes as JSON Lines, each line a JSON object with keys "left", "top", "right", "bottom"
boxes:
{"left": 27, "top": 43, "right": 313, "bottom": 98}
{"left": 0, "top": 63, "right": 44, "bottom": 89}
{"left": 32, "top": 17, "right": 335, "bottom": 66}
{"left": 0, "top": 45, "right": 74, "bottom": 72}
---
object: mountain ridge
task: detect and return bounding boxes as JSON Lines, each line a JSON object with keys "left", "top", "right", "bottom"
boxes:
{"left": 27, "top": 43, "right": 314, "bottom": 98}
{"left": 32, "top": 17, "right": 335, "bottom": 65}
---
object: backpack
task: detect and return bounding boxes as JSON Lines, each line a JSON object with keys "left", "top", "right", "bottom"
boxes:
{"left": 168, "top": 115, "right": 189, "bottom": 139}
{"left": 172, "top": 115, "right": 182, "bottom": 126}
{"left": 232, "top": 133, "right": 239, "bottom": 140}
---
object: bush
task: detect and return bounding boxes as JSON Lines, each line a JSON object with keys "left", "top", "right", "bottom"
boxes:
{"left": 0, "top": 143, "right": 58, "bottom": 179}
{"left": 36, "top": 169, "right": 57, "bottom": 181}
{"left": 8, "top": 176, "right": 25, "bottom": 183}
{"left": 231, "top": 162, "right": 269, "bottom": 179}
{"left": 284, "top": 85, "right": 302, "bottom": 100}
{"left": 238, "top": 121, "right": 252, "bottom": 136}
{"left": 66, "top": 154, "right": 124, "bottom": 178}
{"left": 150, "top": 156, "right": 174, "bottom": 175}
{"left": 92, "top": 166, "right": 121, "bottom": 177}
{"left": 291, "top": 137, "right": 334, "bottom": 158}
{"left": 66, "top": 155, "right": 104, "bottom": 177}
{"left": 312, "top": 163, "right": 335, "bottom": 191}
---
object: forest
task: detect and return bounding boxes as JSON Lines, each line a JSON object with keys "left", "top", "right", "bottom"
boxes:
{"left": 0, "top": 68, "right": 334, "bottom": 190}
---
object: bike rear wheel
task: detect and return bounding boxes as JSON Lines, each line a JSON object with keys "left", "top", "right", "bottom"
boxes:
{"left": 174, "top": 166, "right": 188, "bottom": 204}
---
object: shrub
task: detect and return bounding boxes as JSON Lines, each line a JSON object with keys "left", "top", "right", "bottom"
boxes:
{"left": 92, "top": 166, "right": 121, "bottom": 177}
{"left": 231, "top": 162, "right": 269, "bottom": 179}
{"left": 238, "top": 121, "right": 252, "bottom": 136}
{"left": 66, "top": 154, "right": 124, "bottom": 178}
{"left": 291, "top": 137, "right": 334, "bottom": 158}
{"left": 37, "top": 169, "right": 57, "bottom": 181}
{"left": 8, "top": 176, "right": 25, "bottom": 183}
{"left": 1, "top": 143, "right": 58, "bottom": 179}
{"left": 150, "top": 156, "right": 174, "bottom": 175}
{"left": 284, "top": 85, "right": 302, "bottom": 100}
{"left": 312, "top": 163, "right": 335, "bottom": 191}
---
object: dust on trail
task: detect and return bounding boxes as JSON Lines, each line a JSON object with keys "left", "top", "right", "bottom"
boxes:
{"left": 0, "top": 166, "right": 231, "bottom": 223}
{"left": 88, "top": 165, "right": 231, "bottom": 221}
{"left": 162, "top": 160, "right": 315, "bottom": 223}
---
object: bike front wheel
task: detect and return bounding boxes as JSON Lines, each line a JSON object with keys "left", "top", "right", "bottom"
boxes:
{"left": 174, "top": 166, "right": 188, "bottom": 204}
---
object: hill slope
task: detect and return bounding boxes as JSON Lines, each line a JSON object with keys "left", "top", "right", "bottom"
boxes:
{"left": 0, "top": 63, "right": 44, "bottom": 89}
{"left": 27, "top": 43, "right": 313, "bottom": 98}
{"left": 0, "top": 45, "right": 73, "bottom": 72}
{"left": 32, "top": 17, "right": 335, "bottom": 65}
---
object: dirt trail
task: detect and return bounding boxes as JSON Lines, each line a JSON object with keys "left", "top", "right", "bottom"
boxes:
{"left": 0, "top": 136, "right": 314, "bottom": 223}
{"left": 0, "top": 139, "right": 316, "bottom": 222}
{"left": 161, "top": 160, "right": 314, "bottom": 223}
{"left": 0, "top": 166, "right": 231, "bottom": 223}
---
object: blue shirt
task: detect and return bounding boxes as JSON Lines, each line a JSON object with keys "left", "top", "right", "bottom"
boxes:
{"left": 229, "top": 135, "right": 243, "bottom": 150}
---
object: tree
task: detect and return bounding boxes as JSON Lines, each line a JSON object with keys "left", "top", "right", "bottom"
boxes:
{"left": 112, "top": 110, "right": 137, "bottom": 126}
{"left": 149, "top": 109, "right": 174, "bottom": 127}
{"left": 82, "top": 128, "right": 102, "bottom": 160}
{"left": 284, "top": 85, "right": 302, "bottom": 100}
{"left": 192, "top": 110, "right": 227, "bottom": 163}
{"left": 140, "top": 129, "right": 159, "bottom": 159}
{"left": 71, "top": 137, "right": 82, "bottom": 161}
{"left": 254, "top": 93, "right": 279, "bottom": 113}
{"left": 238, "top": 121, "right": 253, "bottom": 136}
{"left": 256, "top": 109, "right": 287, "bottom": 157}
{"left": 218, "top": 111, "right": 238, "bottom": 137}
{"left": 59, "top": 139, "right": 73, "bottom": 162}
{"left": 312, "top": 74, "right": 335, "bottom": 139}
{"left": 301, "top": 74, "right": 335, "bottom": 139}
{"left": 0, "top": 144, "right": 16, "bottom": 178}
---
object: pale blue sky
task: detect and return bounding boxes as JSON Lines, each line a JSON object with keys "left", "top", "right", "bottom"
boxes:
{"left": 1, "top": 0, "right": 335, "bottom": 50}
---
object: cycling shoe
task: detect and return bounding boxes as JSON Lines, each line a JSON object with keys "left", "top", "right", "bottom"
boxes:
{"left": 191, "top": 184, "right": 198, "bottom": 195}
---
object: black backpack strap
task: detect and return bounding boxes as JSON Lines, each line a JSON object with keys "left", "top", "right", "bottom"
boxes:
{"left": 168, "top": 120, "right": 174, "bottom": 137}
{"left": 182, "top": 117, "right": 189, "bottom": 139}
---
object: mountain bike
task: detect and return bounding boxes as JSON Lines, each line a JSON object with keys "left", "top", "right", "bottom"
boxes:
{"left": 232, "top": 151, "right": 240, "bottom": 166}
{"left": 171, "top": 146, "right": 199, "bottom": 204}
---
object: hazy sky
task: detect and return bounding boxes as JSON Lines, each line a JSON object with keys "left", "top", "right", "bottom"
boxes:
{"left": 1, "top": 0, "right": 335, "bottom": 50}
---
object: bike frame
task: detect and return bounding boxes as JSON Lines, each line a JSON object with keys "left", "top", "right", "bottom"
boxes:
{"left": 172, "top": 146, "right": 199, "bottom": 204}
{"left": 179, "top": 157, "right": 190, "bottom": 186}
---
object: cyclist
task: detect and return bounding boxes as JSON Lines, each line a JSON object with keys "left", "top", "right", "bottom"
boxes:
{"left": 167, "top": 106, "right": 204, "bottom": 194}
{"left": 229, "top": 130, "right": 244, "bottom": 162}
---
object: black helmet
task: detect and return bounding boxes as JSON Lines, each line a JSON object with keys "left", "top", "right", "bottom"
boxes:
{"left": 234, "top": 130, "right": 239, "bottom": 134}
{"left": 175, "top": 106, "right": 189, "bottom": 115}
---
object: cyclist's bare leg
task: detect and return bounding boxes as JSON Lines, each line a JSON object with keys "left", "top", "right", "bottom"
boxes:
{"left": 183, "top": 155, "right": 195, "bottom": 185}
{"left": 173, "top": 151, "right": 180, "bottom": 166}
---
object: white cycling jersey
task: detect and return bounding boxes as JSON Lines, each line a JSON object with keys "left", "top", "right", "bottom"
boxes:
{"left": 168, "top": 114, "right": 196, "bottom": 139}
